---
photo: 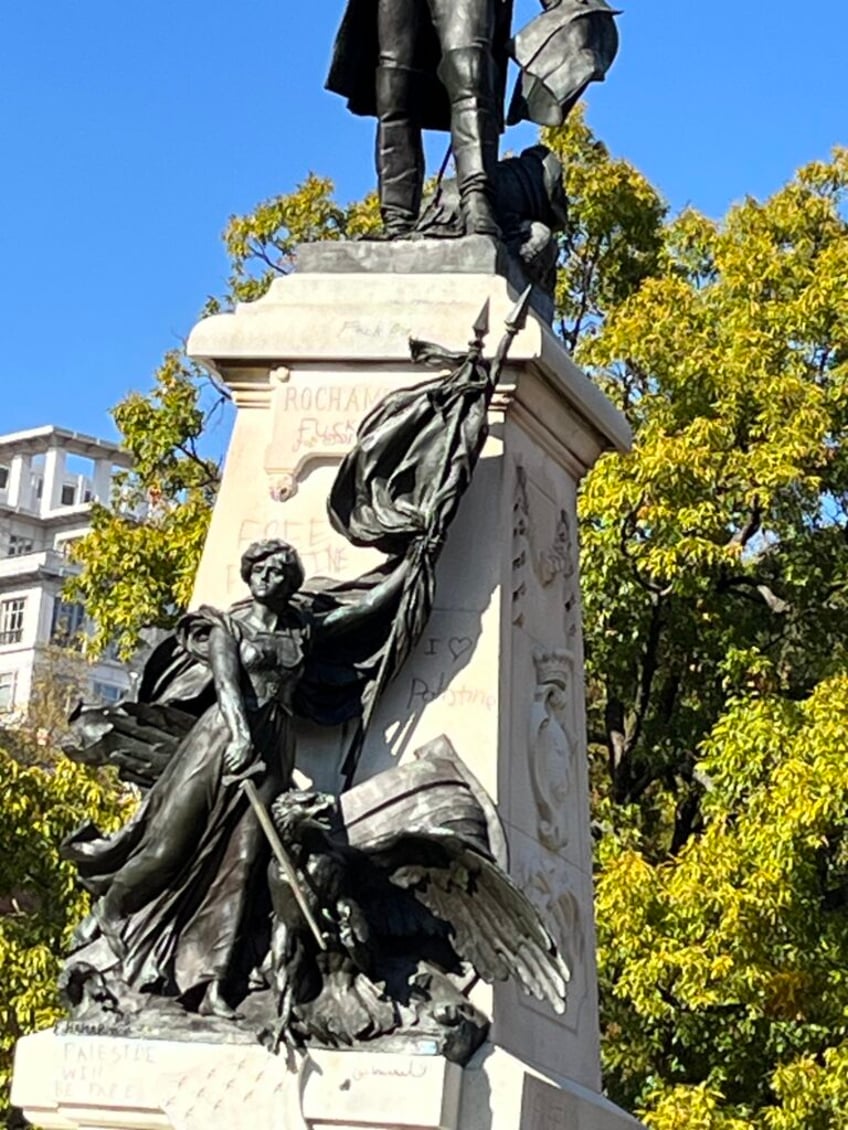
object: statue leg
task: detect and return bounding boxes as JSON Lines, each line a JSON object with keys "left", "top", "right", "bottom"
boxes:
{"left": 375, "top": 67, "right": 425, "bottom": 236}
{"left": 376, "top": 0, "right": 425, "bottom": 237}
{"left": 432, "top": 0, "right": 501, "bottom": 238}
{"left": 94, "top": 768, "right": 228, "bottom": 988}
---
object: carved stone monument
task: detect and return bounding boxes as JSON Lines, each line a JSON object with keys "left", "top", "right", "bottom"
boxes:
{"left": 12, "top": 240, "right": 641, "bottom": 1128}
{"left": 11, "top": 3, "right": 645, "bottom": 1125}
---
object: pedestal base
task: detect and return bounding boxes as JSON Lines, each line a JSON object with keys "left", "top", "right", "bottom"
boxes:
{"left": 463, "top": 1046, "right": 643, "bottom": 1130}
{"left": 12, "top": 1032, "right": 642, "bottom": 1130}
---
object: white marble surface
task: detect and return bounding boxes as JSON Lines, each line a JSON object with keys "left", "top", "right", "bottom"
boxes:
{"left": 12, "top": 1033, "right": 643, "bottom": 1130}
{"left": 462, "top": 1045, "right": 644, "bottom": 1130}
{"left": 181, "top": 265, "right": 630, "bottom": 1087}
{"left": 12, "top": 1034, "right": 464, "bottom": 1130}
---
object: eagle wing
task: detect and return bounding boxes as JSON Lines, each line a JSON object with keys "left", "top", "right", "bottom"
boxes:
{"left": 380, "top": 832, "right": 570, "bottom": 1012}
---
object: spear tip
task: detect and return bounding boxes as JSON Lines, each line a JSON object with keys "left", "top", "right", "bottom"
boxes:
{"left": 471, "top": 299, "right": 491, "bottom": 345}
{"left": 505, "top": 285, "right": 533, "bottom": 335}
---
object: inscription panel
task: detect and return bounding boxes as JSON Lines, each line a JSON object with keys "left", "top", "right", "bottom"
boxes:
{"left": 301, "top": 1049, "right": 460, "bottom": 1129}
{"left": 48, "top": 1036, "right": 288, "bottom": 1128}
{"left": 266, "top": 379, "right": 393, "bottom": 500}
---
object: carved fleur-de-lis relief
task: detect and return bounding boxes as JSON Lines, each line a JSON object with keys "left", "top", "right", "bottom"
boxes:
{"left": 529, "top": 648, "right": 577, "bottom": 853}
{"left": 554, "top": 507, "right": 579, "bottom": 641}
{"left": 538, "top": 507, "right": 573, "bottom": 589}
{"left": 512, "top": 464, "right": 531, "bottom": 626}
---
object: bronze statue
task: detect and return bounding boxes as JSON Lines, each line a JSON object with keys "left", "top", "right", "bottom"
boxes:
{"left": 326, "top": 0, "right": 620, "bottom": 239}
{"left": 416, "top": 144, "right": 569, "bottom": 293}
{"left": 63, "top": 541, "right": 408, "bottom": 1021}
{"left": 59, "top": 299, "right": 571, "bottom": 1061}
{"left": 264, "top": 741, "right": 568, "bottom": 1061}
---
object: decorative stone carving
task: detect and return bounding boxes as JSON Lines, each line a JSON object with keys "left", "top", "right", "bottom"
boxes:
{"left": 511, "top": 464, "right": 577, "bottom": 636}
{"left": 529, "top": 648, "right": 577, "bottom": 853}
{"left": 517, "top": 856, "right": 589, "bottom": 1036}
{"left": 511, "top": 464, "right": 531, "bottom": 626}
{"left": 522, "top": 861, "right": 586, "bottom": 972}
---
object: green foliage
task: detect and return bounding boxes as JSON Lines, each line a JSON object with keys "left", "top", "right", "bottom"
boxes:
{"left": 0, "top": 745, "right": 127, "bottom": 1124}
{"left": 579, "top": 143, "right": 848, "bottom": 821}
{"left": 597, "top": 678, "right": 848, "bottom": 1128}
{"left": 219, "top": 172, "right": 380, "bottom": 305}
{"left": 543, "top": 111, "right": 667, "bottom": 351}
{"left": 71, "top": 174, "right": 380, "bottom": 652}
{"left": 577, "top": 141, "right": 848, "bottom": 1126}
{"left": 12, "top": 648, "right": 96, "bottom": 755}
{"left": 68, "top": 350, "right": 222, "bottom": 657}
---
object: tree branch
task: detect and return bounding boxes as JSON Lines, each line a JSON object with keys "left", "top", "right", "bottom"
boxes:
{"left": 717, "top": 574, "right": 791, "bottom": 614}
{"left": 606, "top": 593, "right": 667, "bottom": 804}
{"left": 620, "top": 509, "right": 673, "bottom": 597}
{"left": 563, "top": 236, "right": 602, "bottom": 352}
{"left": 173, "top": 444, "right": 220, "bottom": 491}
{"left": 629, "top": 593, "right": 665, "bottom": 755}
{"left": 728, "top": 496, "right": 762, "bottom": 550}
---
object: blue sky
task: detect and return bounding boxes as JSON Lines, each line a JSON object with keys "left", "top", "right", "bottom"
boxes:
{"left": 1, "top": 1, "right": 846, "bottom": 458}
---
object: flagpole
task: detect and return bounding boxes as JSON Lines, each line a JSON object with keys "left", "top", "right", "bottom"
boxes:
{"left": 339, "top": 288, "right": 532, "bottom": 789}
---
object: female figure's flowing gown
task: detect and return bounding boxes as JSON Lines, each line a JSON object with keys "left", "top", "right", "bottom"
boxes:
{"left": 64, "top": 605, "right": 306, "bottom": 999}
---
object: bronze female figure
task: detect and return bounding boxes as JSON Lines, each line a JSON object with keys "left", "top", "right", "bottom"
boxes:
{"left": 64, "top": 540, "right": 407, "bottom": 1018}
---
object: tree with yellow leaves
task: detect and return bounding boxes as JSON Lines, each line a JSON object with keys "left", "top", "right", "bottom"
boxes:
{"left": 574, "top": 138, "right": 848, "bottom": 1126}
{"left": 0, "top": 748, "right": 128, "bottom": 1126}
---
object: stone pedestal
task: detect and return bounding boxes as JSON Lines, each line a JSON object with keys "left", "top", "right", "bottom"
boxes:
{"left": 186, "top": 254, "right": 629, "bottom": 1094}
{"left": 12, "top": 246, "right": 638, "bottom": 1129}
{"left": 12, "top": 1033, "right": 642, "bottom": 1130}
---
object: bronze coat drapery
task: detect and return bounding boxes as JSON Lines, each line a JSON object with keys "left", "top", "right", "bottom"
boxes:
{"left": 506, "top": 0, "right": 620, "bottom": 127}
{"left": 326, "top": 0, "right": 514, "bottom": 132}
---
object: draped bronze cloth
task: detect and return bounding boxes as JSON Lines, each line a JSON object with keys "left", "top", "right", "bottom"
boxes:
{"left": 327, "top": 338, "right": 498, "bottom": 781}
{"left": 61, "top": 338, "right": 500, "bottom": 995}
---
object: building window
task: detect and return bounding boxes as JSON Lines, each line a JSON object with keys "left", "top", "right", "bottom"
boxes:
{"left": 92, "top": 681, "right": 123, "bottom": 705}
{"left": 8, "top": 535, "right": 34, "bottom": 557}
{"left": 0, "top": 599, "right": 25, "bottom": 646}
{"left": 55, "top": 536, "right": 79, "bottom": 558}
{"left": 0, "top": 672, "right": 15, "bottom": 711}
{"left": 0, "top": 465, "right": 8, "bottom": 490}
{"left": 60, "top": 483, "right": 77, "bottom": 506}
{"left": 51, "top": 600, "right": 86, "bottom": 647}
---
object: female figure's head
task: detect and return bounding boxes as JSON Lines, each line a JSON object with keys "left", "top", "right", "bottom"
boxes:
{"left": 240, "top": 540, "right": 305, "bottom": 607}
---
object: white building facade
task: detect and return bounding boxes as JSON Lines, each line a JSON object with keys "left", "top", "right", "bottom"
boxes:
{"left": 0, "top": 426, "right": 135, "bottom": 720}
